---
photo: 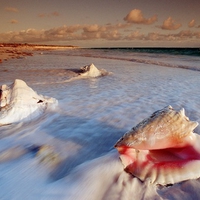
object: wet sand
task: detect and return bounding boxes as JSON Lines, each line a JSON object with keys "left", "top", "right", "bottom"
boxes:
{"left": 0, "top": 43, "right": 78, "bottom": 63}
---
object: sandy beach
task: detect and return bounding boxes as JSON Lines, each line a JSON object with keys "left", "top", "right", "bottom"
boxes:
{"left": 0, "top": 43, "right": 78, "bottom": 63}
{"left": 0, "top": 47, "right": 200, "bottom": 200}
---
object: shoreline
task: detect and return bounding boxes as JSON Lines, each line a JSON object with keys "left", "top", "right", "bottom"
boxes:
{"left": 0, "top": 43, "right": 79, "bottom": 63}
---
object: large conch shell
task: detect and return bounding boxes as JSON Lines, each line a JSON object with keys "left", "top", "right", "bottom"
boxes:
{"left": 0, "top": 79, "right": 57, "bottom": 125}
{"left": 115, "top": 106, "right": 200, "bottom": 185}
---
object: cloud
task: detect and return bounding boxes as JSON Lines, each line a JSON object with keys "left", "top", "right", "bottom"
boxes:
{"left": 83, "top": 24, "right": 102, "bottom": 32}
{"left": 10, "top": 19, "right": 18, "bottom": 24}
{"left": 52, "top": 11, "right": 59, "bottom": 17}
{"left": 81, "top": 23, "right": 132, "bottom": 40}
{"left": 124, "top": 9, "right": 157, "bottom": 25}
{"left": 44, "top": 25, "right": 83, "bottom": 41}
{"left": 195, "top": 32, "right": 200, "bottom": 38}
{"left": 159, "top": 17, "right": 182, "bottom": 30}
{"left": 125, "top": 30, "right": 200, "bottom": 42}
{"left": 126, "top": 31, "right": 169, "bottom": 41}
{"left": 175, "top": 30, "right": 194, "bottom": 39}
{"left": 5, "top": 7, "right": 19, "bottom": 13}
{"left": 38, "top": 11, "right": 60, "bottom": 18}
{"left": 188, "top": 19, "right": 195, "bottom": 28}
{"left": 0, "top": 23, "right": 125, "bottom": 43}
{"left": 107, "top": 23, "right": 132, "bottom": 30}
{"left": 125, "top": 30, "right": 145, "bottom": 40}
{"left": 0, "top": 21, "right": 199, "bottom": 45}
{"left": 82, "top": 27, "right": 121, "bottom": 40}
{"left": 38, "top": 14, "right": 46, "bottom": 18}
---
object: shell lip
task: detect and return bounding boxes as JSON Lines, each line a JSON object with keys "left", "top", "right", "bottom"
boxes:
{"left": 114, "top": 138, "right": 123, "bottom": 148}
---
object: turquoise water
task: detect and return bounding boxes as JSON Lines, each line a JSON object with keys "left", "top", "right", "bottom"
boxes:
{"left": 92, "top": 47, "right": 200, "bottom": 57}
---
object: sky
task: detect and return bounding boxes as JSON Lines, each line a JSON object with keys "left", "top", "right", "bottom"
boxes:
{"left": 0, "top": 0, "right": 200, "bottom": 47}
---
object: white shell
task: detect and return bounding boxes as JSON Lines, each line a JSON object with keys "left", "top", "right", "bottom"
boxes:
{"left": 80, "top": 63, "right": 108, "bottom": 77}
{"left": 115, "top": 106, "right": 200, "bottom": 185}
{"left": 0, "top": 79, "right": 58, "bottom": 125}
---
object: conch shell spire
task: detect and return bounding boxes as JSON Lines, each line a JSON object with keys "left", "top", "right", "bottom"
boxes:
{"left": 115, "top": 105, "right": 198, "bottom": 150}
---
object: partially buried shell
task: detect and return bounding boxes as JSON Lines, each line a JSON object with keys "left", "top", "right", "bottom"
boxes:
{"left": 115, "top": 106, "right": 200, "bottom": 185}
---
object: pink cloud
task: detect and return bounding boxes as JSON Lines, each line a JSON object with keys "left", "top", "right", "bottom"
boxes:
{"left": 5, "top": 7, "right": 19, "bottom": 12}
{"left": 125, "top": 30, "right": 200, "bottom": 42}
{"left": 52, "top": 11, "right": 59, "bottom": 17}
{"left": 38, "top": 12, "right": 60, "bottom": 18}
{"left": 125, "top": 30, "right": 145, "bottom": 40}
{"left": 82, "top": 28, "right": 121, "bottom": 40}
{"left": 10, "top": 19, "right": 18, "bottom": 24}
{"left": 38, "top": 13, "right": 46, "bottom": 18}
{"left": 175, "top": 30, "right": 194, "bottom": 39}
{"left": 195, "top": 32, "right": 200, "bottom": 38}
{"left": 159, "top": 17, "right": 182, "bottom": 30}
{"left": 188, "top": 19, "right": 195, "bottom": 28}
{"left": 0, "top": 23, "right": 199, "bottom": 44}
{"left": 124, "top": 9, "right": 157, "bottom": 25}
{"left": 83, "top": 24, "right": 102, "bottom": 32}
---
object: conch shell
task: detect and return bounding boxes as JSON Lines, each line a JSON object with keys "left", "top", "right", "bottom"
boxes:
{"left": 0, "top": 79, "right": 58, "bottom": 125}
{"left": 115, "top": 106, "right": 200, "bottom": 185}
{"left": 80, "top": 63, "right": 109, "bottom": 77}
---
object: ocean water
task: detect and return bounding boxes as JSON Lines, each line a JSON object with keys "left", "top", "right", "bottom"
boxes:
{"left": 1, "top": 48, "right": 200, "bottom": 199}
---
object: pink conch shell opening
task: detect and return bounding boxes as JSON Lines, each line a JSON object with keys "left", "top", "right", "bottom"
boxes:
{"left": 115, "top": 106, "right": 200, "bottom": 185}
